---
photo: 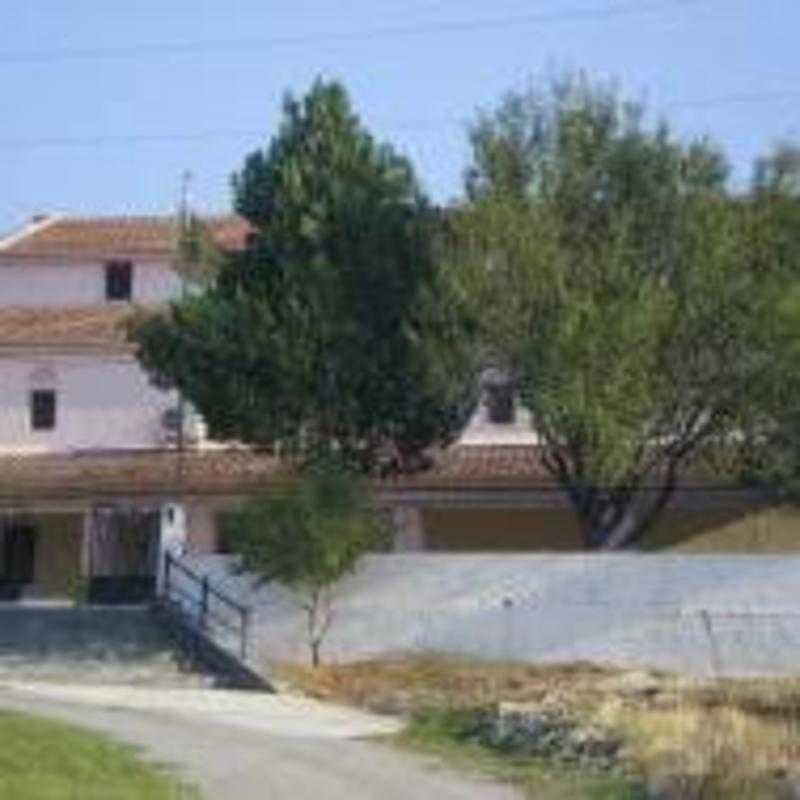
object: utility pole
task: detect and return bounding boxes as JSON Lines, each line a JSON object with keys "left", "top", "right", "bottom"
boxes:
{"left": 175, "top": 170, "right": 193, "bottom": 482}
{"left": 179, "top": 169, "right": 192, "bottom": 232}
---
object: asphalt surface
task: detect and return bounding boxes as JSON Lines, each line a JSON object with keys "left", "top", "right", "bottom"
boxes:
{"left": 0, "top": 683, "right": 522, "bottom": 800}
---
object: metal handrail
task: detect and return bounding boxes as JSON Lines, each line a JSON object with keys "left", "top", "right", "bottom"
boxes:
{"left": 162, "top": 550, "right": 251, "bottom": 661}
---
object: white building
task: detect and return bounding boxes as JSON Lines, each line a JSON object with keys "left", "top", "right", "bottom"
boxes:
{"left": 0, "top": 213, "right": 279, "bottom": 602}
{"left": 0, "top": 211, "right": 762, "bottom": 604}
{"left": 0, "top": 212, "right": 584, "bottom": 601}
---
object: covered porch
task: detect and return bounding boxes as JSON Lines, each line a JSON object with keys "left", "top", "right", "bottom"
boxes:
{"left": 0, "top": 449, "right": 275, "bottom": 605}
{"left": 0, "top": 507, "right": 164, "bottom": 604}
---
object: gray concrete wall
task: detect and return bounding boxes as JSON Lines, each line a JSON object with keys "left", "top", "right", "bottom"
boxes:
{"left": 185, "top": 553, "right": 800, "bottom": 679}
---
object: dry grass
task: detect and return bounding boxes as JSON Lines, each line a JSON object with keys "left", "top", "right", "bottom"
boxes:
{"left": 280, "top": 658, "right": 800, "bottom": 799}
{"left": 598, "top": 699, "right": 800, "bottom": 798}
{"left": 277, "top": 657, "right": 624, "bottom": 715}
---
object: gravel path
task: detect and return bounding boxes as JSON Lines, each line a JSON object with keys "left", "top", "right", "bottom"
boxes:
{"left": 0, "top": 682, "right": 521, "bottom": 800}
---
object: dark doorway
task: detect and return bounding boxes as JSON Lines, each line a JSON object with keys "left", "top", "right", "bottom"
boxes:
{"left": 0, "top": 522, "right": 37, "bottom": 600}
{"left": 88, "top": 509, "right": 159, "bottom": 605}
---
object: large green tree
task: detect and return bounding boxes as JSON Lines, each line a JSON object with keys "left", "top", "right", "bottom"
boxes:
{"left": 443, "top": 75, "right": 786, "bottom": 549}
{"left": 736, "top": 141, "right": 800, "bottom": 491}
{"left": 131, "top": 79, "right": 467, "bottom": 472}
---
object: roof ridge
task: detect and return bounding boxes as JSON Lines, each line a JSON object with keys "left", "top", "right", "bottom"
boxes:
{"left": 57, "top": 213, "right": 243, "bottom": 224}
{"left": 0, "top": 303, "right": 135, "bottom": 313}
{"left": 57, "top": 214, "right": 178, "bottom": 225}
{"left": 0, "top": 213, "right": 251, "bottom": 259}
{"left": 0, "top": 213, "right": 63, "bottom": 252}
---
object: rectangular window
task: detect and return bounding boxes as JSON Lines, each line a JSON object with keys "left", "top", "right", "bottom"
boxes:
{"left": 105, "top": 260, "right": 133, "bottom": 301}
{"left": 30, "top": 390, "right": 56, "bottom": 431}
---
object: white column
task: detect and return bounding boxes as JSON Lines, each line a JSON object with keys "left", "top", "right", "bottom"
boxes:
{"left": 157, "top": 502, "right": 187, "bottom": 593}
{"left": 80, "top": 510, "right": 92, "bottom": 582}
{"left": 392, "top": 506, "right": 426, "bottom": 552}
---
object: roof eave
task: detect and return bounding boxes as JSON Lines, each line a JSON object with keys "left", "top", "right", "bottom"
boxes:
{"left": 0, "top": 251, "right": 176, "bottom": 264}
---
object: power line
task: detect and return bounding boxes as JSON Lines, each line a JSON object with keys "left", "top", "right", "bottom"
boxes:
{"left": 0, "top": 88, "right": 798, "bottom": 152}
{"left": 0, "top": 130, "right": 266, "bottom": 150}
{"left": 0, "top": 119, "right": 471, "bottom": 150}
{"left": 0, "top": 0, "right": 702, "bottom": 65}
{"left": 666, "top": 89, "right": 800, "bottom": 109}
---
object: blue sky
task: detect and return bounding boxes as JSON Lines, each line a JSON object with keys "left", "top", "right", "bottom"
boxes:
{"left": 0, "top": 0, "right": 797, "bottom": 233}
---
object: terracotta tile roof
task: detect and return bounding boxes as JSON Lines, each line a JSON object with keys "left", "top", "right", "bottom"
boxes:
{"left": 0, "top": 306, "right": 136, "bottom": 350}
{"left": 0, "top": 446, "right": 555, "bottom": 501}
{"left": 393, "top": 445, "right": 554, "bottom": 488}
{"left": 0, "top": 445, "right": 735, "bottom": 502}
{"left": 390, "top": 445, "right": 736, "bottom": 490}
{"left": 0, "top": 214, "right": 252, "bottom": 260}
{"left": 0, "top": 449, "right": 284, "bottom": 500}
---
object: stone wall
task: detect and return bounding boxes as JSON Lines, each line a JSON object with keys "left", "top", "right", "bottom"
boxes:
{"left": 187, "top": 553, "right": 800, "bottom": 678}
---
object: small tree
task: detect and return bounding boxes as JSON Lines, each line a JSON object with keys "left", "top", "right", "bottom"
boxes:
{"left": 224, "top": 464, "right": 387, "bottom": 667}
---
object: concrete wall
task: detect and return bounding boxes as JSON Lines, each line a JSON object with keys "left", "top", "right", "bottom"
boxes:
{"left": 415, "top": 504, "right": 800, "bottom": 553}
{"left": 185, "top": 553, "right": 800, "bottom": 678}
{"left": 643, "top": 505, "right": 800, "bottom": 552}
{"left": 0, "top": 261, "right": 182, "bottom": 307}
{"left": 421, "top": 508, "right": 584, "bottom": 551}
{"left": 0, "top": 353, "right": 177, "bottom": 453}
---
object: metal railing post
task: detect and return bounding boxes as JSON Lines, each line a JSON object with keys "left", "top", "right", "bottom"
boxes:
{"left": 200, "top": 576, "right": 209, "bottom": 631}
{"left": 160, "top": 550, "right": 254, "bottom": 667}
{"left": 164, "top": 551, "right": 172, "bottom": 599}
{"left": 241, "top": 608, "right": 250, "bottom": 662}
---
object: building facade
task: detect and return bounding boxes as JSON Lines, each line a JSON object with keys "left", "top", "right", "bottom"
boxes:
{"left": 0, "top": 212, "right": 787, "bottom": 603}
{"left": 0, "top": 214, "right": 258, "bottom": 601}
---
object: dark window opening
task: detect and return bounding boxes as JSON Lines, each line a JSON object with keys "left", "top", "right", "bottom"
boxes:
{"left": 0, "top": 522, "right": 37, "bottom": 596}
{"left": 30, "top": 390, "right": 56, "bottom": 431}
{"left": 216, "top": 512, "right": 238, "bottom": 555}
{"left": 486, "top": 383, "right": 515, "bottom": 424}
{"left": 3, "top": 524, "right": 36, "bottom": 583}
{"left": 105, "top": 260, "right": 133, "bottom": 301}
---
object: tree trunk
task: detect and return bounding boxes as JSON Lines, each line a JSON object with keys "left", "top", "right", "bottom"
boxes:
{"left": 574, "top": 482, "right": 676, "bottom": 550}
{"left": 305, "top": 586, "right": 333, "bottom": 669}
{"left": 310, "top": 640, "right": 321, "bottom": 669}
{"left": 307, "top": 589, "right": 322, "bottom": 668}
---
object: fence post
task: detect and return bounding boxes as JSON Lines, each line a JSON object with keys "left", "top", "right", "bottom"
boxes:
{"left": 163, "top": 551, "right": 172, "bottom": 599}
{"left": 200, "top": 576, "right": 209, "bottom": 631}
{"left": 241, "top": 608, "right": 250, "bottom": 662}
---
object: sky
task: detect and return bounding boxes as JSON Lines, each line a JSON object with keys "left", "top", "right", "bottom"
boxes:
{"left": 0, "top": 0, "right": 797, "bottom": 234}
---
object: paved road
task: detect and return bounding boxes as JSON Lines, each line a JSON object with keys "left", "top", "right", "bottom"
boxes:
{"left": 0, "top": 683, "right": 521, "bottom": 800}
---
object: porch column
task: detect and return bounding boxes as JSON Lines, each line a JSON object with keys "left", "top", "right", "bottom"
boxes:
{"left": 80, "top": 511, "right": 92, "bottom": 581}
{"left": 392, "top": 506, "right": 426, "bottom": 552}
{"left": 157, "top": 502, "right": 187, "bottom": 594}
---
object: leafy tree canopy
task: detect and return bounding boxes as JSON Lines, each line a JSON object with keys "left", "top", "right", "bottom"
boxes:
{"left": 754, "top": 141, "right": 800, "bottom": 198}
{"left": 131, "top": 78, "right": 468, "bottom": 472}
{"left": 737, "top": 140, "right": 800, "bottom": 492}
{"left": 443, "top": 74, "right": 789, "bottom": 549}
